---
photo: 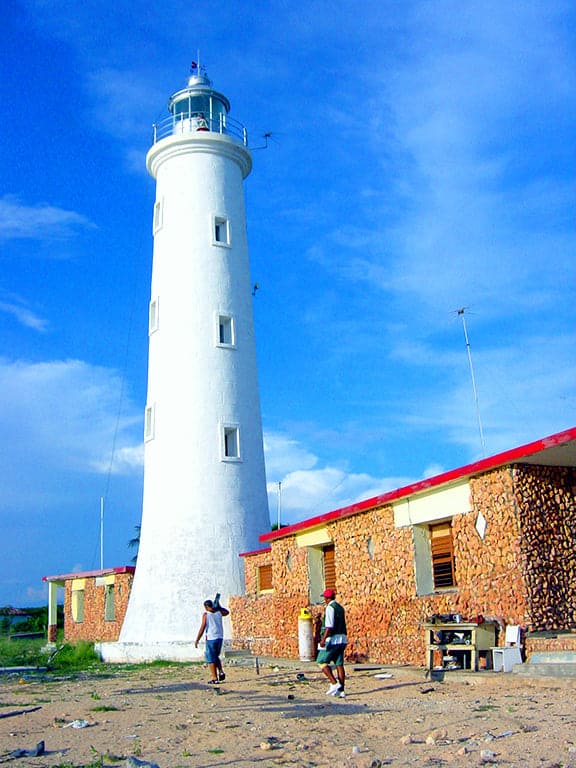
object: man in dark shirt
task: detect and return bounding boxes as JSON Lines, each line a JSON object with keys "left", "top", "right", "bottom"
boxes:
{"left": 316, "top": 588, "right": 347, "bottom": 698}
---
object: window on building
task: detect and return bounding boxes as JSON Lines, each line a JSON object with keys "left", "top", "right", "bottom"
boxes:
{"left": 71, "top": 589, "right": 84, "bottom": 623}
{"left": 213, "top": 216, "right": 230, "bottom": 246}
{"left": 413, "top": 519, "right": 457, "bottom": 595}
{"left": 217, "top": 314, "right": 234, "bottom": 346}
{"left": 430, "top": 521, "right": 456, "bottom": 589}
{"left": 149, "top": 298, "right": 159, "bottom": 334}
{"left": 323, "top": 544, "right": 336, "bottom": 592}
{"left": 144, "top": 404, "right": 155, "bottom": 441}
{"left": 222, "top": 425, "right": 240, "bottom": 459}
{"left": 104, "top": 585, "right": 115, "bottom": 621}
{"left": 257, "top": 563, "right": 273, "bottom": 593}
{"left": 308, "top": 542, "right": 336, "bottom": 602}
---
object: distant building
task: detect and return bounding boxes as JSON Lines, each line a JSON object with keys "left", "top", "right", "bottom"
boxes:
{"left": 42, "top": 567, "right": 134, "bottom": 643}
{"left": 230, "top": 427, "right": 576, "bottom": 666}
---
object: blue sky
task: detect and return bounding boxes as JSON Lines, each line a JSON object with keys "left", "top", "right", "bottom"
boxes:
{"left": 1, "top": 0, "right": 574, "bottom": 607}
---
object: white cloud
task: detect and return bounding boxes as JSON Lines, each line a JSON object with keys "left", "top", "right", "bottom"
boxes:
{"left": 87, "top": 68, "right": 163, "bottom": 140}
{"left": 0, "top": 358, "right": 143, "bottom": 510}
{"left": 394, "top": 330, "right": 576, "bottom": 458}
{"left": 264, "top": 431, "right": 414, "bottom": 525}
{"left": 263, "top": 432, "right": 318, "bottom": 479}
{"left": 0, "top": 195, "right": 95, "bottom": 242}
{"left": 0, "top": 293, "right": 48, "bottom": 332}
{"left": 90, "top": 444, "right": 144, "bottom": 475}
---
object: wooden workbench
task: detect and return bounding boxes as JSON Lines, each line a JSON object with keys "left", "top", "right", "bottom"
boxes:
{"left": 424, "top": 621, "right": 496, "bottom": 671}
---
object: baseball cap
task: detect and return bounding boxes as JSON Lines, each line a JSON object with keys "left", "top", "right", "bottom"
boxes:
{"left": 322, "top": 589, "right": 336, "bottom": 599}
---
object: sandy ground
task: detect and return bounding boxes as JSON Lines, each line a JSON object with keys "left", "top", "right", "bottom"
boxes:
{"left": 0, "top": 659, "right": 575, "bottom": 767}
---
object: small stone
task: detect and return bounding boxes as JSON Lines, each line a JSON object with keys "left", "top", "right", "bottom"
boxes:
{"left": 400, "top": 734, "right": 413, "bottom": 745}
{"left": 260, "top": 741, "right": 272, "bottom": 751}
{"left": 426, "top": 735, "right": 437, "bottom": 745}
{"left": 352, "top": 745, "right": 361, "bottom": 754}
{"left": 457, "top": 746, "right": 468, "bottom": 756}
{"left": 427, "top": 728, "right": 448, "bottom": 742}
{"left": 480, "top": 749, "right": 497, "bottom": 762}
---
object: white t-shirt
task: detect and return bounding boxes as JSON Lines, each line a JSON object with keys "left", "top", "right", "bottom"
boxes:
{"left": 205, "top": 610, "right": 224, "bottom": 640}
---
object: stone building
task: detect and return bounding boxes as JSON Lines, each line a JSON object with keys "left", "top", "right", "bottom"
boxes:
{"left": 42, "top": 567, "right": 135, "bottom": 643}
{"left": 230, "top": 427, "right": 576, "bottom": 665}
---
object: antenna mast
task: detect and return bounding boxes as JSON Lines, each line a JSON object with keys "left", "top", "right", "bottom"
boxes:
{"left": 277, "top": 481, "right": 282, "bottom": 529}
{"left": 456, "top": 308, "right": 486, "bottom": 457}
{"left": 100, "top": 497, "right": 104, "bottom": 570}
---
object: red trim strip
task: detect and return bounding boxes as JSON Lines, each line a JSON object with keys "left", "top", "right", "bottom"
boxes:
{"left": 238, "top": 546, "right": 272, "bottom": 558}
{"left": 42, "top": 566, "right": 135, "bottom": 582}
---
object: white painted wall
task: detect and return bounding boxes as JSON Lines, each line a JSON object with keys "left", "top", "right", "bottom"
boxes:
{"left": 110, "top": 125, "right": 270, "bottom": 657}
{"left": 393, "top": 481, "right": 471, "bottom": 528}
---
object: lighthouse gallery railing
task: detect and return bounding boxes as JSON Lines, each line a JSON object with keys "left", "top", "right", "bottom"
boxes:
{"left": 151, "top": 112, "right": 248, "bottom": 146}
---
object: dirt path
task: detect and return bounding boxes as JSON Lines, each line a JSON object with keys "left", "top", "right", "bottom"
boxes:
{"left": 0, "top": 661, "right": 574, "bottom": 767}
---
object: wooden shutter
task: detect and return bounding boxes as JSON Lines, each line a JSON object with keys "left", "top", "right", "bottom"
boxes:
{"left": 323, "top": 544, "right": 336, "bottom": 591}
{"left": 258, "top": 563, "right": 273, "bottom": 592}
{"left": 430, "top": 522, "right": 455, "bottom": 588}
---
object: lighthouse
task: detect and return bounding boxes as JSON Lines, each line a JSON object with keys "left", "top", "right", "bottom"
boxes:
{"left": 99, "top": 65, "right": 270, "bottom": 661}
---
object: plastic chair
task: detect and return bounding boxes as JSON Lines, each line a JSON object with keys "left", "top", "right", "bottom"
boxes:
{"left": 491, "top": 625, "right": 522, "bottom": 672}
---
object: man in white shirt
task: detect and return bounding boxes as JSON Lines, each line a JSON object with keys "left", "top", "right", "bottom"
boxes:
{"left": 195, "top": 597, "right": 230, "bottom": 684}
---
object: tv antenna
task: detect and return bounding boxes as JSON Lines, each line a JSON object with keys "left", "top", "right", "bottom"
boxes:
{"left": 455, "top": 308, "right": 486, "bottom": 457}
{"left": 251, "top": 132, "right": 273, "bottom": 151}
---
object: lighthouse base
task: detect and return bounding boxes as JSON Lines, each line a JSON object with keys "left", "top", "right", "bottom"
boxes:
{"left": 96, "top": 640, "right": 205, "bottom": 663}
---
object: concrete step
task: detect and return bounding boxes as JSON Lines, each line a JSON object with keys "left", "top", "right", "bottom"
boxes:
{"left": 513, "top": 662, "right": 576, "bottom": 678}
{"left": 529, "top": 650, "right": 576, "bottom": 664}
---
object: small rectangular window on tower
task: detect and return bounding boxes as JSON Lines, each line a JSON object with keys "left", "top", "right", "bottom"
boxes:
{"left": 217, "top": 314, "right": 235, "bottom": 346}
{"left": 213, "top": 215, "right": 230, "bottom": 246}
{"left": 153, "top": 198, "right": 163, "bottom": 234}
{"left": 149, "top": 298, "right": 159, "bottom": 334}
{"left": 144, "top": 404, "right": 156, "bottom": 441}
{"left": 222, "top": 425, "right": 240, "bottom": 460}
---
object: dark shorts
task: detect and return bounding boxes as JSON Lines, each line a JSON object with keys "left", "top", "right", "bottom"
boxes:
{"left": 317, "top": 643, "right": 347, "bottom": 667}
{"left": 205, "top": 638, "right": 223, "bottom": 664}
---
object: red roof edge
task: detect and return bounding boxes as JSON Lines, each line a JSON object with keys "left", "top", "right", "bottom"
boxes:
{"left": 239, "top": 546, "right": 271, "bottom": 558}
{"left": 260, "top": 426, "right": 576, "bottom": 544}
{"left": 42, "top": 566, "right": 136, "bottom": 582}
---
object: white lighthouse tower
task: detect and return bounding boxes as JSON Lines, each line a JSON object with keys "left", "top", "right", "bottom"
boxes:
{"left": 99, "top": 65, "right": 270, "bottom": 661}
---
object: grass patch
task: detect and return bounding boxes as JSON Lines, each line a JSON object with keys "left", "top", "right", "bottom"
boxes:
{"left": 0, "top": 637, "right": 47, "bottom": 667}
{"left": 48, "top": 641, "right": 101, "bottom": 671}
{"left": 90, "top": 705, "right": 120, "bottom": 712}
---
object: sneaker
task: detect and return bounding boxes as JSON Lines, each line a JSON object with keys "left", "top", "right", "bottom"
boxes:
{"left": 218, "top": 672, "right": 226, "bottom": 682}
{"left": 326, "top": 682, "right": 341, "bottom": 696}
{"left": 207, "top": 679, "right": 219, "bottom": 685}
{"left": 337, "top": 690, "right": 346, "bottom": 698}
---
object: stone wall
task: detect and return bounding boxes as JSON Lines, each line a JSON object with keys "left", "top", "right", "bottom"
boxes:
{"left": 63, "top": 572, "right": 133, "bottom": 642}
{"left": 231, "top": 464, "right": 575, "bottom": 665}
{"left": 514, "top": 465, "right": 576, "bottom": 631}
